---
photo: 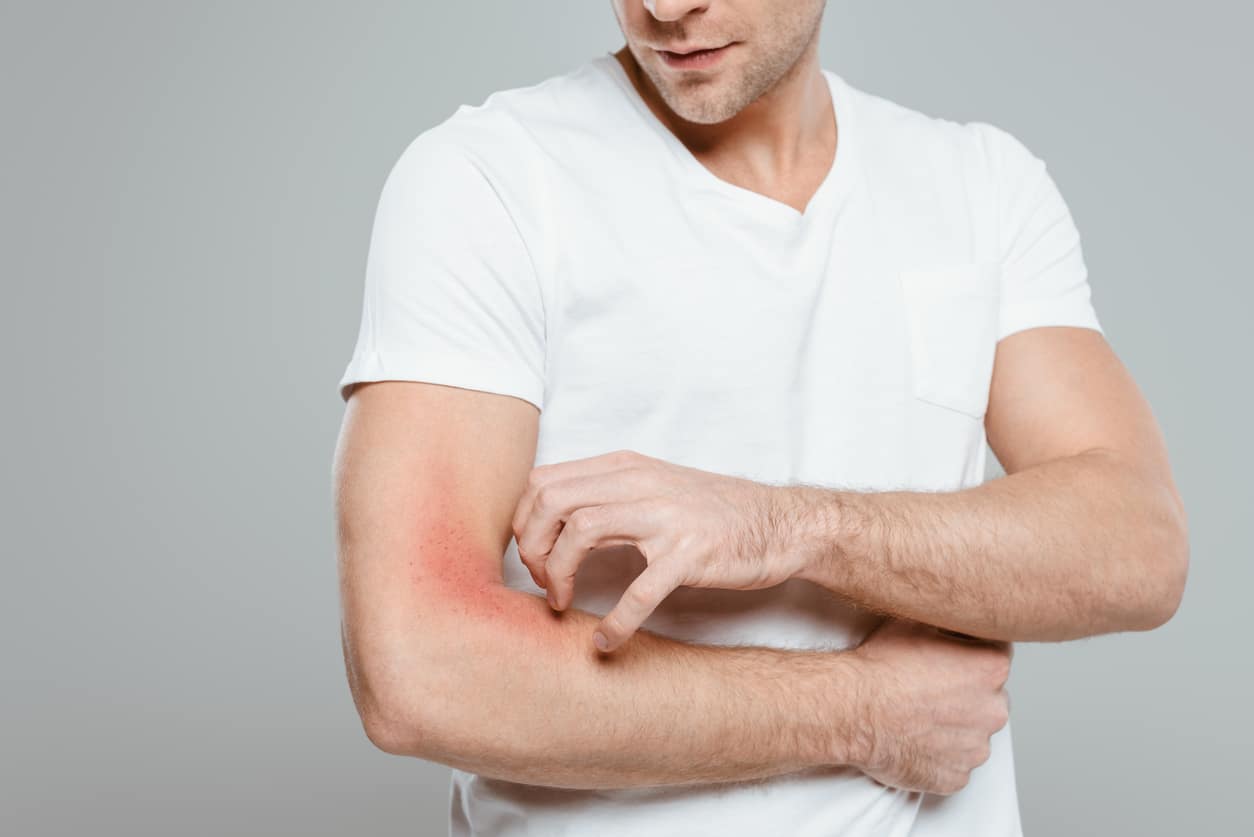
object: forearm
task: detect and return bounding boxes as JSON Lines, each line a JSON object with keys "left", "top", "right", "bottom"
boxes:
{"left": 788, "top": 448, "right": 1188, "bottom": 641}
{"left": 346, "top": 578, "right": 864, "bottom": 789}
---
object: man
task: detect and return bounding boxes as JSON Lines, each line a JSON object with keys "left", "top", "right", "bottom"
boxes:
{"left": 333, "top": 1, "right": 1188, "bottom": 834}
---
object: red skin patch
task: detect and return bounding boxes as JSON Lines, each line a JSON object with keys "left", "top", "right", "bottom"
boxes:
{"left": 403, "top": 483, "right": 570, "bottom": 641}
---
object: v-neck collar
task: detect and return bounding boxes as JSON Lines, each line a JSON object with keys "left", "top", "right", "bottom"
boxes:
{"left": 596, "top": 50, "right": 859, "bottom": 226}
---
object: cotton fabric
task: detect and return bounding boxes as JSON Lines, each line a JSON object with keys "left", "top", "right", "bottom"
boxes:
{"left": 338, "top": 51, "right": 1102, "bottom": 837}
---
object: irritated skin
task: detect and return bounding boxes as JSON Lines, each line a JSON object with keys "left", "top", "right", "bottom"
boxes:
{"left": 334, "top": 382, "right": 861, "bottom": 790}
{"left": 333, "top": 1, "right": 1189, "bottom": 794}
{"left": 336, "top": 382, "right": 1016, "bottom": 795}
{"left": 408, "top": 488, "right": 517, "bottom": 623}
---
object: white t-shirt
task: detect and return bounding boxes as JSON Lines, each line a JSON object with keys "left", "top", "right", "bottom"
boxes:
{"left": 338, "top": 51, "right": 1102, "bottom": 837}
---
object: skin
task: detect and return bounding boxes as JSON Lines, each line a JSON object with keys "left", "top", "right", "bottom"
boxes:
{"left": 518, "top": 332, "right": 1188, "bottom": 651}
{"left": 333, "top": 0, "right": 1156, "bottom": 797}
{"left": 609, "top": 0, "right": 834, "bottom": 213}
{"left": 336, "top": 381, "right": 1009, "bottom": 794}
{"left": 510, "top": 1, "right": 1191, "bottom": 654}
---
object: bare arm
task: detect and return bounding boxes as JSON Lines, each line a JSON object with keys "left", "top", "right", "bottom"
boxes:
{"left": 790, "top": 326, "right": 1189, "bottom": 642}
{"left": 334, "top": 380, "right": 866, "bottom": 789}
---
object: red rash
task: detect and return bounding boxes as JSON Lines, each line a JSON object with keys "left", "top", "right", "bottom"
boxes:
{"left": 403, "top": 478, "right": 564, "bottom": 638}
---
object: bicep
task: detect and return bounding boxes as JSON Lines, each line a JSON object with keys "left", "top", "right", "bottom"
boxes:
{"left": 984, "top": 326, "right": 1172, "bottom": 481}
{"left": 333, "top": 380, "right": 538, "bottom": 681}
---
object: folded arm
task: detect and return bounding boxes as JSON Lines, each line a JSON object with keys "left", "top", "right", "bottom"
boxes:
{"left": 334, "top": 380, "right": 864, "bottom": 789}
{"left": 790, "top": 326, "right": 1189, "bottom": 642}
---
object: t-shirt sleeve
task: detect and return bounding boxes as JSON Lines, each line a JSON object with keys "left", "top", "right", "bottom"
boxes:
{"left": 337, "top": 130, "right": 546, "bottom": 409}
{"left": 973, "top": 121, "right": 1104, "bottom": 342}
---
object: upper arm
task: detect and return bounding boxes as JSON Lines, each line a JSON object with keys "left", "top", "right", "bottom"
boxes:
{"left": 331, "top": 121, "right": 548, "bottom": 739}
{"left": 333, "top": 380, "right": 538, "bottom": 738}
{"left": 333, "top": 116, "right": 547, "bottom": 621}
{"left": 972, "top": 119, "right": 1174, "bottom": 488}
{"left": 985, "top": 327, "right": 1174, "bottom": 489}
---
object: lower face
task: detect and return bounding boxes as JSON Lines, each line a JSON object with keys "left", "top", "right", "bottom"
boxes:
{"left": 613, "top": 0, "right": 828, "bottom": 124}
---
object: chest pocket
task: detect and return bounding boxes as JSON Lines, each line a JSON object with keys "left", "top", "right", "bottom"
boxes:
{"left": 899, "top": 263, "right": 1001, "bottom": 419}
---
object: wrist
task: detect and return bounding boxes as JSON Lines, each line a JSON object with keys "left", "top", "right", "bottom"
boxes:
{"left": 776, "top": 485, "right": 848, "bottom": 586}
{"left": 817, "top": 649, "right": 878, "bottom": 770}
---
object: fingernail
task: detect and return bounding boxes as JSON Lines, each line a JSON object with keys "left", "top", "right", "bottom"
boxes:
{"left": 593, "top": 632, "right": 609, "bottom": 652}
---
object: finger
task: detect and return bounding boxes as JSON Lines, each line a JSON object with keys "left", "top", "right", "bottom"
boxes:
{"left": 517, "top": 548, "right": 546, "bottom": 590}
{"left": 511, "top": 450, "right": 646, "bottom": 538}
{"left": 936, "top": 627, "right": 984, "bottom": 641}
{"left": 594, "top": 559, "right": 686, "bottom": 653}
{"left": 516, "top": 470, "right": 652, "bottom": 586}
{"left": 935, "top": 627, "right": 1012, "bottom": 659}
{"left": 547, "top": 502, "right": 654, "bottom": 611}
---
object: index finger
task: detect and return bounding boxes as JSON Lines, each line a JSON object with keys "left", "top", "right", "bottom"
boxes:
{"left": 511, "top": 449, "right": 640, "bottom": 538}
{"left": 592, "top": 560, "right": 684, "bottom": 654}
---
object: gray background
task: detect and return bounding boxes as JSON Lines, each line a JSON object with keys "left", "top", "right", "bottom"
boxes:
{"left": 2, "top": 1, "right": 1249, "bottom": 834}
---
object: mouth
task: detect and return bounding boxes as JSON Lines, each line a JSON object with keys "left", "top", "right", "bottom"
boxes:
{"left": 655, "top": 42, "right": 735, "bottom": 70}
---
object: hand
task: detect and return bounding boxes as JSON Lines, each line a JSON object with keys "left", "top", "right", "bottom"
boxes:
{"left": 847, "top": 618, "right": 1013, "bottom": 795}
{"left": 511, "top": 449, "right": 804, "bottom": 652}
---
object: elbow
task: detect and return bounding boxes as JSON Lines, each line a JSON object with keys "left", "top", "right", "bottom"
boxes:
{"left": 359, "top": 694, "right": 425, "bottom": 757}
{"left": 1148, "top": 514, "right": 1190, "bottom": 630}
{"left": 1127, "top": 491, "right": 1190, "bottom": 632}
{"left": 342, "top": 579, "right": 517, "bottom": 759}
{"left": 344, "top": 640, "right": 430, "bottom": 757}
{"left": 362, "top": 715, "right": 423, "bottom": 758}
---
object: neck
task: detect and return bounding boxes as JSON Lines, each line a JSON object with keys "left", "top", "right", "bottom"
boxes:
{"left": 611, "top": 40, "right": 831, "bottom": 174}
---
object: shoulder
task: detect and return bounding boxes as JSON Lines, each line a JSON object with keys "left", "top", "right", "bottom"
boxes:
{"left": 389, "top": 59, "right": 612, "bottom": 183}
{"left": 837, "top": 73, "right": 1039, "bottom": 183}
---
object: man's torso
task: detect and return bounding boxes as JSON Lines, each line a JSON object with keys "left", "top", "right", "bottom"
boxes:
{"left": 433, "top": 52, "right": 1020, "bottom": 837}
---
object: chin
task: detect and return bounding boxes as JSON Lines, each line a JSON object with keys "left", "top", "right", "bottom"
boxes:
{"left": 656, "top": 81, "right": 740, "bottom": 124}
{"left": 674, "top": 94, "right": 742, "bottom": 125}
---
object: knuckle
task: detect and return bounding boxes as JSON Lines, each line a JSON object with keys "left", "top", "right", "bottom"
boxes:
{"left": 625, "top": 579, "right": 657, "bottom": 610}
{"left": 993, "top": 692, "right": 1010, "bottom": 729}
{"left": 934, "top": 772, "right": 963, "bottom": 796}
{"left": 526, "top": 465, "right": 550, "bottom": 490}
{"left": 516, "top": 541, "right": 537, "bottom": 567}
{"left": 600, "top": 608, "right": 627, "bottom": 639}
{"left": 533, "top": 484, "right": 558, "bottom": 514}
{"left": 546, "top": 554, "right": 571, "bottom": 585}
{"left": 566, "top": 506, "right": 601, "bottom": 537}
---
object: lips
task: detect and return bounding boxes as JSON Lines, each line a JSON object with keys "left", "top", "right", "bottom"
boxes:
{"left": 656, "top": 42, "right": 734, "bottom": 69}
{"left": 661, "top": 44, "right": 729, "bottom": 54}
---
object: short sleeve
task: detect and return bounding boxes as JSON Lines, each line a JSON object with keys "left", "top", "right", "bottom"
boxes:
{"left": 337, "top": 130, "right": 546, "bottom": 409}
{"left": 973, "top": 121, "right": 1104, "bottom": 342}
